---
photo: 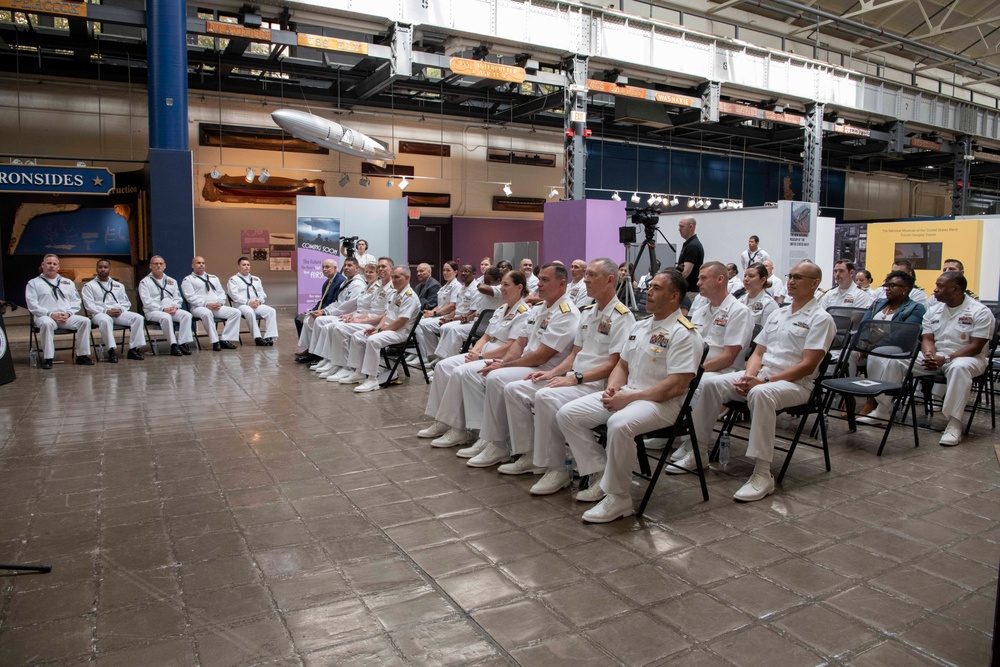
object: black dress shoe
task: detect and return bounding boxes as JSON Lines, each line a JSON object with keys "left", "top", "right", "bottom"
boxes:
{"left": 76, "top": 355, "right": 95, "bottom": 366}
{"left": 179, "top": 344, "right": 192, "bottom": 355}
{"left": 127, "top": 348, "right": 145, "bottom": 360}
{"left": 295, "top": 354, "right": 318, "bottom": 364}
{"left": 265, "top": 338, "right": 274, "bottom": 346}
{"left": 220, "top": 341, "right": 237, "bottom": 350}
{"left": 107, "top": 348, "right": 119, "bottom": 363}
{"left": 212, "top": 342, "right": 222, "bottom": 351}
{"left": 255, "top": 337, "right": 267, "bottom": 346}
{"left": 41, "top": 358, "right": 53, "bottom": 369}
{"left": 170, "top": 344, "right": 183, "bottom": 357}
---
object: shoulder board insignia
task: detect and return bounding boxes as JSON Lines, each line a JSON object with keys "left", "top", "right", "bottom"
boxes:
{"left": 559, "top": 301, "right": 571, "bottom": 313}
{"left": 405, "top": 288, "right": 414, "bottom": 296}
{"left": 817, "top": 288, "right": 828, "bottom": 294}
{"left": 678, "top": 316, "right": 696, "bottom": 330}
{"left": 614, "top": 303, "right": 630, "bottom": 315}
{"left": 516, "top": 304, "right": 528, "bottom": 314}
{"left": 582, "top": 304, "right": 596, "bottom": 310}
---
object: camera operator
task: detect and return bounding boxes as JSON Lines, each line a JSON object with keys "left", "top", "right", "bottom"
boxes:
{"left": 342, "top": 237, "right": 376, "bottom": 268}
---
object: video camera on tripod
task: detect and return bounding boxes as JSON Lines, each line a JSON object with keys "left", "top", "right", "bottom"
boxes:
{"left": 340, "top": 235, "right": 360, "bottom": 259}
{"left": 618, "top": 206, "right": 661, "bottom": 245}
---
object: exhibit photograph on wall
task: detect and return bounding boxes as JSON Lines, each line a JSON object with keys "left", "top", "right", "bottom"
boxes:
{"left": 790, "top": 202, "right": 812, "bottom": 235}
{"left": 296, "top": 217, "right": 341, "bottom": 255}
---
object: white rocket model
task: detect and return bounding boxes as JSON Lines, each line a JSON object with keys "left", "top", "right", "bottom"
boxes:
{"left": 271, "top": 109, "right": 395, "bottom": 167}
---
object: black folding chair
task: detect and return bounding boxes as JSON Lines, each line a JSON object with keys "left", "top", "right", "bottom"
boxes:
{"left": 918, "top": 319, "right": 1000, "bottom": 434}
{"left": 379, "top": 311, "right": 430, "bottom": 387}
{"left": 27, "top": 312, "right": 93, "bottom": 364}
{"left": 593, "top": 343, "right": 710, "bottom": 516}
{"left": 82, "top": 305, "right": 130, "bottom": 361}
{"left": 820, "top": 320, "right": 922, "bottom": 455}
{"left": 139, "top": 301, "right": 198, "bottom": 354}
{"left": 459, "top": 309, "right": 495, "bottom": 354}
{"left": 711, "top": 345, "right": 837, "bottom": 484}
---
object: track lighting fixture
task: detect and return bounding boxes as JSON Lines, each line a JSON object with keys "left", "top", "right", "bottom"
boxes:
{"left": 245, "top": 168, "right": 255, "bottom": 183}
{"left": 210, "top": 167, "right": 221, "bottom": 179}
{"left": 398, "top": 177, "right": 409, "bottom": 190}
{"left": 258, "top": 169, "right": 270, "bottom": 184}
{"left": 670, "top": 196, "right": 679, "bottom": 207}
{"left": 630, "top": 192, "right": 640, "bottom": 204}
{"left": 549, "top": 188, "right": 560, "bottom": 199}
{"left": 386, "top": 178, "right": 395, "bottom": 188}
{"left": 359, "top": 175, "right": 371, "bottom": 188}
{"left": 611, "top": 191, "right": 621, "bottom": 201}
{"left": 503, "top": 183, "right": 512, "bottom": 197}
{"left": 687, "top": 198, "right": 696, "bottom": 208}
{"left": 339, "top": 173, "right": 350, "bottom": 188}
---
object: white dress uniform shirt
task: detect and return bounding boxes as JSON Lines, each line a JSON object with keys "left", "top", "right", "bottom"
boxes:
{"left": 556, "top": 310, "right": 704, "bottom": 495}
{"left": 739, "top": 291, "right": 779, "bottom": 328}
{"left": 566, "top": 280, "right": 592, "bottom": 308}
{"left": 767, "top": 275, "right": 785, "bottom": 300}
{"left": 818, "top": 282, "right": 874, "bottom": 311}
{"left": 526, "top": 272, "right": 539, "bottom": 294}
{"left": 692, "top": 300, "right": 836, "bottom": 466}
{"left": 82, "top": 277, "right": 146, "bottom": 351}
{"left": 415, "top": 280, "right": 476, "bottom": 360}
{"left": 181, "top": 272, "right": 241, "bottom": 344}
{"left": 327, "top": 280, "right": 394, "bottom": 369}
{"left": 727, "top": 276, "right": 742, "bottom": 294}
{"left": 306, "top": 274, "right": 369, "bottom": 356}
{"left": 25, "top": 274, "right": 92, "bottom": 359}
{"left": 227, "top": 272, "right": 279, "bottom": 340}
{"left": 352, "top": 252, "right": 377, "bottom": 268}
{"left": 348, "top": 285, "right": 421, "bottom": 377}
{"left": 689, "top": 294, "right": 754, "bottom": 372}
{"left": 434, "top": 287, "right": 505, "bottom": 360}
{"left": 508, "top": 299, "right": 635, "bottom": 466}
{"left": 740, "top": 248, "right": 770, "bottom": 271}
{"left": 138, "top": 274, "right": 193, "bottom": 346}
{"left": 426, "top": 301, "right": 532, "bottom": 430}
{"left": 463, "top": 297, "right": 580, "bottom": 442}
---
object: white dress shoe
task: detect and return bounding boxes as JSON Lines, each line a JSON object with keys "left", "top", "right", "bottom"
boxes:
{"left": 417, "top": 421, "right": 450, "bottom": 439}
{"left": 497, "top": 455, "right": 543, "bottom": 475}
{"left": 327, "top": 368, "right": 352, "bottom": 382}
{"left": 939, "top": 421, "right": 963, "bottom": 446}
{"left": 456, "top": 439, "right": 488, "bottom": 459}
{"left": 582, "top": 493, "right": 634, "bottom": 523}
{"left": 530, "top": 468, "right": 571, "bottom": 495}
{"left": 669, "top": 441, "right": 692, "bottom": 462}
{"left": 354, "top": 378, "right": 381, "bottom": 393}
{"left": 733, "top": 472, "right": 776, "bottom": 503}
{"left": 643, "top": 437, "right": 669, "bottom": 451}
{"left": 574, "top": 473, "right": 606, "bottom": 502}
{"left": 667, "top": 451, "right": 700, "bottom": 475}
{"left": 430, "top": 428, "right": 469, "bottom": 448}
{"left": 855, "top": 408, "right": 889, "bottom": 425}
{"left": 339, "top": 370, "right": 365, "bottom": 384}
{"left": 466, "top": 443, "right": 510, "bottom": 468}
{"left": 313, "top": 361, "right": 333, "bottom": 373}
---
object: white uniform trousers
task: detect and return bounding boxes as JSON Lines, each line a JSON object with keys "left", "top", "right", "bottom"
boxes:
{"left": 236, "top": 304, "right": 278, "bottom": 340}
{"left": 465, "top": 367, "right": 541, "bottom": 449}
{"left": 191, "top": 305, "right": 241, "bottom": 343}
{"left": 556, "top": 392, "right": 681, "bottom": 496}
{"left": 692, "top": 371, "right": 812, "bottom": 463}
{"left": 297, "top": 312, "right": 321, "bottom": 351}
{"left": 309, "top": 317, "right": 342, "bottom": 358}
{"left": 415, "top": 317, "right": 444, "bottom": 359}
{"left": 503, "top": 382, "right": 602, "bottom": 466}
{"left": 145, "top": 310, "right": 193, "bottom": 345}
{"left": 330, "top": 322, "right": 369, "bottom": 367}
{"left": 426, "top": 357, "right": 492, "bottom": 430}
{"left": 35, "top": 314, "right": 91, "bottom": 359}
{"left": 870, "top": 354, "right": 985, "bottom": 422}
{"left": 92, "top": 311, "right": 146, "bottom": 350}
{"left": 348, "top": 328, "right": 409, "bottom": 377}
{"left": 435, "top": 322, "right": 473, "bottom": 359}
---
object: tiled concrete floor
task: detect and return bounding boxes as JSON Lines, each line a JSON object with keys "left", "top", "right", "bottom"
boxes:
{"left": 0, "top": 313, "right": 996, "bottom": 665}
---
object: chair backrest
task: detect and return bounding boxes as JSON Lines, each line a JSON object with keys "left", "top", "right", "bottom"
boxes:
{"left": 676, "top": 343, "right": 711, "bottom": 419}
{"left": 460, "top": 309, "right": 494, "bottom": 354}
{"left": 744, "top": 323, "right": 763, "bottom": 361}
{"left": 826, "top": 307, "right": 867, "bottom": 334}
{"left": 828, "top": 313, "right": 855, "bottom": 352}
{"left": 851, "top": 319, "right": 922, "bottom": 360}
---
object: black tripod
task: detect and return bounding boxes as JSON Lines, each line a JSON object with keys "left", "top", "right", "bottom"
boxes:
{"left": 621, "top": 221, "right": 675, "bottom": 311}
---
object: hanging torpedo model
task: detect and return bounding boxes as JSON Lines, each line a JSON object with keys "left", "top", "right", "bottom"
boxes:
{"left": 270, "top": 109, "right": 395, "bottom": 167}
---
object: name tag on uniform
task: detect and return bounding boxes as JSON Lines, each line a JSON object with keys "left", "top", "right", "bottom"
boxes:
{"left": 540, "top": 318, "right": 550, "bottom": 330}
{"left": 628, "top": 334, "right": 636, "bottom": 341}
{"left": 793, "top": 321, "right": 810, "bottom": 330}
{"left": 598, "top": 317, "right": 612, "bottom": 335}
{"left": 844, "top": 296, "right": 855, "bottom": 303}
{"left": 713, "top": 315, "right": 729, "bottom": 327}
{"left": 959, "top": 315, "right": 973, "bottom": 326}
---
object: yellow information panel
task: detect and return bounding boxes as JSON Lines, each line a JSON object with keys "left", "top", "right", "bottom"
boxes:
{"left": 866, "top": 220, "right": 983, "bottom": 298}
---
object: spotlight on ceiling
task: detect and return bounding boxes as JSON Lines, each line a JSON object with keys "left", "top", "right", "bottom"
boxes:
{"left": 76, "top": 161, "right": 87, "bottom": 167}
{"left": 210, "top": 167, "right": 221, "bottom": 179}
{"left": 670, "top": 196, "right": 679, "bottom": 207}
{"left": 549, "top": 188, "right": 560, "bottom": 199}
{"left": 11, "top": 159, "right": 22, "bottom": 164}
{"left": 386, "top": 178, "right": 395, "bottom": 188}
{"left": 339, "top": 173, "right": 350, "bottom": 188}
{"left": 630, "top": 192, "right": 640, "bottom": 204}
{"left": 647, "top": 194, "right": 656, "bottom": 206}
{"left": 245, "top": 168, "right": 256, "bottom": 183}
{"left": 687, "top": 198, "right": 696, "bottom": 208}
{"left": 398, "top": 177, "right": 409, "bottom": 190}
{"left": 654, "top": 195, "right": 664, "bottom": 206}
{"left": 359, "top": 175, "right": 371, "bottom": 188}
{"left": 611, "top": 191, "right": 621, "bottom": 201}
{"left": 258, "top": 169, "right": 270, "bottom": 184}
{"left": 503, "top": 183, "right": 512, "bottom": 197}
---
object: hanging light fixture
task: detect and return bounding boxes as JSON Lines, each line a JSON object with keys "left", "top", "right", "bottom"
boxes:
{"left": 210, "top": 167, "right": 221, "bottom": 179}
{"left": 630, "top": 192, "right": 640, "bottom": 204}
{"left": 687, "top": 197, "right": 696, "bottom": 208}
{"left": 386, "top": 178, "right": 395, "bottom": 188}
{"left": 549, "top": 188, "right": 560, "bottom": 199}
{"left": 398, "top": 177, "right": 409, "bottom": 190}
{"left": 359, "top": 175, "right": 371, "bottom": 188}
{"left": 503, "top": 183, "right": 512, "bottom": 196}
{"left": 245, "top": 168, "right": 256, "bottom": 183}
{"left": 339, "top": 173, "right": 350, "bottom": 188}
{"left": 258, "top": 169, "right": 270, "bottom": 184}
{"left": 611, "top": 191, "right": 621, "bottom": 201}
{"left": 670, "top": 196, "right": 679, "bottom": 207}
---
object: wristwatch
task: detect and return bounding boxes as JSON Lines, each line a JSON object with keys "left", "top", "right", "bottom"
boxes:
{"left": 763, "top": 376, "right": 771, "bottom": 383}
{"left": 574, "top": 371, "right": 584, "bottom": 385}
{"left": 944, "top": 354, "right": 952, "bottom": 363}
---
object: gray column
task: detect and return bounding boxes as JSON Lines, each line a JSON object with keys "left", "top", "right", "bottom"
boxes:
{"left": 803, "top": 103, "right": 824, "bottom": 204}
{"left": 563, "top": 55, "right": 588, "bottom": 201}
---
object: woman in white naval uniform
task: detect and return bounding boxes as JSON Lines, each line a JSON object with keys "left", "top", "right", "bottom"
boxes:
{"left": 417, "top": 271, "right": 532, "bottom": 447}
{"left": 739, "top": 263, "right": 779, "bottom": 328}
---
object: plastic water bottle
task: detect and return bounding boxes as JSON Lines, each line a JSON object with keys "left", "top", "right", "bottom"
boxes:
{"left": 718, "top": 432, "right": 731, "bottom": 468}
{"left": 28, "top": 349, "right": 37, "bottom": 367}
{"left": 564, "top": 447, "right": 575, "bottom": 479}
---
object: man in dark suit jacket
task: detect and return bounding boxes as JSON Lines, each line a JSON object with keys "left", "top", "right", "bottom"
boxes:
{"left": 414, "top": 263, "right": 441, "bottom": 311}
{"left": 295, "top": 259, "right": 345, "bottom": 361}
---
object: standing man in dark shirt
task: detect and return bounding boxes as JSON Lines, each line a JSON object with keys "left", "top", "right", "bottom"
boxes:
{"left": 414, "top": 263, "right": 441, "bottom": 311}
{"left": 677, "top": 217, "right": 704, "bottom": 301}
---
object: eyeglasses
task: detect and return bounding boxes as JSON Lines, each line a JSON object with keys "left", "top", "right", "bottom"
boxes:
{"left": 882, "top": 282, "right": 908, "bottom": 289}
{"left": 786, "top": 273, "right": 818, "bottom": 282}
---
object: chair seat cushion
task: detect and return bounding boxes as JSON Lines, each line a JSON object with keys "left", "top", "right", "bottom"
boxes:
{"left": 822, "top": 377, "right": 903, "bottom": 396}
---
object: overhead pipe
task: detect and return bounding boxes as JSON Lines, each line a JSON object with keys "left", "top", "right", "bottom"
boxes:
{"left": 745, "top": 0, "right": 1000, "bottom": 81}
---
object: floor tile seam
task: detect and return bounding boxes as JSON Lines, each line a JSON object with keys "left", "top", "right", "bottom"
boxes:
{"left": 928, "top": 589, "right": 999, "bottom": 638}
{"left": 893, "top": 618, "right": 993, "bottom": 665}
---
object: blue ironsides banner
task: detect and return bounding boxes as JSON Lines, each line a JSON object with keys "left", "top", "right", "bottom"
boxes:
{"left": 0, "top": 165, "right": 115, "bottom": 195}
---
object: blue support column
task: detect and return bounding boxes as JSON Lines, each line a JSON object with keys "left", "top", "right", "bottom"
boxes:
{"left": 147, "top": 0, "right": 194, "bottom": 272}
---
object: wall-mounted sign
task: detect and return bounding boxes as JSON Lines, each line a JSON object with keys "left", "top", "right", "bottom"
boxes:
{"left": 973, "top": 151, "right": 1000, "bottom": 164}
{"left": 910, "top": 137, "right": 942, "bottom": 151}
{"left": 0, "top": 165, "right": 114, "bottom": 195}
{"left": 450, "top": 57, "right": 526, "bottom": 83}
{"left": 297, "top": 33, "right": 369, "bottom": 55}
{"left": 763, "top": 110, "right": 804, "bottom": 126}
{"left": 719, "top": 101, "right": 760, "bottom": 118}
{"left": 206, "top": 20, "right": 272, "bottom": 41}
{"left": 0, "top": 0, "right": 87, "bottom": 18}
{"left": 654, "top": 92, "right": 694, "bottom": 107}
{"left": 586, "top": 80, "right": 646, "bottom": 98}
{"left": 833, "top": 124, "right": 872, "bottom": 138}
